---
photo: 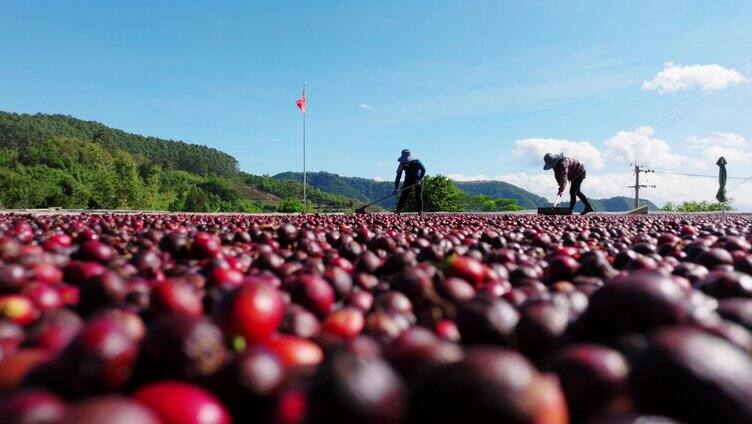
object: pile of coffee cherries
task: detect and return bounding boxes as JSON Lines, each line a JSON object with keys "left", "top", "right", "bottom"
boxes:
{"left": 1, "top": 212, "right": 752, "bottom": 423}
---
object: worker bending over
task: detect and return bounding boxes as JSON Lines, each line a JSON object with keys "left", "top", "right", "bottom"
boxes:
{"left": 394, "top": 149, "right": 426, "bottom": 214}
{"left": 543, "top": 153, "right": 594, "bottom": 215}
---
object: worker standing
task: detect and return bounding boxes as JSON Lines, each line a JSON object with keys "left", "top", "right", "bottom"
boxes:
{"left": 543, "top": 153, "right": 594, "bottom": 215}
{"left": 394, "top": 149, "right": 426, "bottom": 214}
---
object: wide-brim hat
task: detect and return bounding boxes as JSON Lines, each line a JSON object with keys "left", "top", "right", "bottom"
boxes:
{"left": 398, "top": 149, "right": 414, "bottom": 163}
{"left": 543, "top": 153, "right": 563, "bottom": 170}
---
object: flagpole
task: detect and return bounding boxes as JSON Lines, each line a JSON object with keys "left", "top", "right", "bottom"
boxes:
{"left": 302, "top": 84, "right": 307, "bottom": 214}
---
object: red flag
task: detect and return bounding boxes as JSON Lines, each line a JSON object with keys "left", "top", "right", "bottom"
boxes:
{"left": 296, "top": 96, "right": 306, "bottom": 113}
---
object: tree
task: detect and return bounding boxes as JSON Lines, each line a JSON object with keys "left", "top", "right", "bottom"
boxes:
{"left": 661, "top": 202, "right": 675, "bottom": 212}
{"left": 492, "top": 198, "right": 523, "bottom": 211}
{"left": 112, "top": 150, "right": 146, "bottom": 208}
{"left": 277, "top": 198, "right": 304, "bottom": 213}
{"left": 403, "top": 175, "right": 464, "bottom": 212}
{"left": 461, "top": 194, "right": 523, "bottom": 212}
{"left": 402, "top": 178, "right": 523, "bottom": 213}
{"left": 184, "top": 187, "right": 216, "bottom": 212}
{"left": 661, "top": 200, "right": 734, "bottom": 212}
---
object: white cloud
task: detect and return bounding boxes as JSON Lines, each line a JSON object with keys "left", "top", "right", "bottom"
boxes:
{"left": 587, "top": 173, "right": 752, "bottom": 210}
{"left": 687, "top": 132, "right": 752, "bottom": 164}
{"left": 450, "top": 172, "right": 752, "bottom": 210}
{"left": 447, "top": 174, "right": 492, "bottom": 182}
{"left": 695, "top": 132, "right": 748, "bottom": 149}
{"left": 505, "top": 127, "right": 744, "bottom": 173}
{"left": 359, "top": 103, "right": 374, "bottom": 111}
{"left": 513, "top": 138, "right": 604, "bottom": 169}
{"left": 497, "top": 173, "right": 567, "bottom": 200}
{"left": 507, "top": 127, "right": 742, "bottom": 172}
{"left": 446, "top": 173, "right": 631, "bottom": 202}
{"left": 603, "top": 126, "right": 707, "bottom": 170}
{"left": 492, "top": 173, "right": 629, "bottom": 202}
{"left": 474, "top": 127, "right": 752, "bottom": 208}
{"left": 643, "top": 62, "right": 747, "bottom": 94}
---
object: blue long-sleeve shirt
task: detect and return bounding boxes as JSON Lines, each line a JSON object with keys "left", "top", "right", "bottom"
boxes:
{"left": 394, "top": 159, "right": 426, "bottom": 189}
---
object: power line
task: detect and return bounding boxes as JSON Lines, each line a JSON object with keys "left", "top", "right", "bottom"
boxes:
{"left": 728, "top": 176, "right": 752, "bottom": 193}
{"left": 645, "top": 49, "right": 752, "bottom": 134}
{"left": 601, "top": 49, "right": 752, "bottom": 172}
{"left": 647, "top": 87, "right": 704, "bottom": 127}
{"left": 605, "top": 49, "right": 752, "bottom": 203}
{"left": 652, "top": 170, "right": 749, "bottom": 180}
{"left": 651, "top": 59, "right": 752, "bottom": 134}
{"left": 654, "top": 79, "right": 751, "bottom": 134}
{"left": 648, "top": 49, "right": 752, "bottom": 127}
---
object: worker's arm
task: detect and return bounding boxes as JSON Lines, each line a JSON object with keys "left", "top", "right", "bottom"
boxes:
{"left": 416, "top": 161, "right": 426, "bottom": 182}
{"left": 555, "top": 165, "right": 568, "bottom": 195}
{"left": 393, "top": 164, "right": 404, "bottom": 194}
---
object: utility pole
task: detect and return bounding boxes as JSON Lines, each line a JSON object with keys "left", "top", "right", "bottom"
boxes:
{"left": 628, "top": 164, "right": 656, "bottom": 209}
{"left": 295, "top": 84, "right": 307, "bottom": 214}
{"left": 302, "top": 84, "right": 307, "bottom": 214}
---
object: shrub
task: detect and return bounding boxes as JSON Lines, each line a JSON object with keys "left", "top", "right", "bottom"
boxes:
{"left": 277, "top": 198, "right": 305, "bottom": 213}
{"left": 661, "top": 200, "right": 734, "bottom": 212}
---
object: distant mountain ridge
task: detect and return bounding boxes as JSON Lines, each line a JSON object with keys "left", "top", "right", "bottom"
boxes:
{"left": 0, "top": 112, "right": 658, "bottom": 213}
{"left": 275, "top": 172, "right": 544, "bottom": 209}
{"left": 453, "top": 180, "right": 549, "bottom": 209}
{"left": 0, "top": 111, "right": 363, "bottom": 212}
{"left": 273, "top": 172, "right": 658, "bottom": 212}
{"left": 0, "top": 112, "right": 238, "bottom": 177}
{"left": 274, "top": 171, "right": 392, "bottom": 204}
{"left": 573, "top": 196, "right": 659, "bottom": 212}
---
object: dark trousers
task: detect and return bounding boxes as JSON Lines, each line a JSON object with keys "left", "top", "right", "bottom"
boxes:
{"left": 396, "top": 181, "right": 423, "bottom": 213}
{"left": 569, "top": 172, "right": 592, "bottom": 211}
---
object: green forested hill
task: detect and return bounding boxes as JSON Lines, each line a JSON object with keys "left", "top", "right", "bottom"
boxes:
{"left": 0, "top": 111, "right": 656, "bottom": 213}
{"left": 273, "top": 172, "right": 659, "bottom": 212}
{"left": 274, "top": 171, "right": 548, "bottom": 209}
{"left": 0, "top": 112, "right": 238, "bottom": 177}
{"left": 453, "top": 181, "right": 549, "bottom": 209}
{"left": 0, "top": 112, "right": 360, "bottom": 212}
{"left": 575, "top": 196, "right": 658, "bottom": 212}
{"left": 274, "top": 171, "right": 394, "bottom": 204}
{"left": 0, "top": 136, "right": 256, "bottom": 211}
{"left": 242, "top": 173, "right": 367, "bottom": 211}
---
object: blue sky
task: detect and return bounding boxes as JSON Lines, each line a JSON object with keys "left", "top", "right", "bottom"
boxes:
{"left": 2, "top": 1, "right": 752, "bottom": 206}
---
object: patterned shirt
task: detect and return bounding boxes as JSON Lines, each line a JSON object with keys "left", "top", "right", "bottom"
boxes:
{"left": 554, "top": 157, "right": 585, "bottom": 191}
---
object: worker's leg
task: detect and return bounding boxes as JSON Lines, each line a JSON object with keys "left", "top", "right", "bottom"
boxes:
{"left": 575, "top": 173, "right": 593, "bottom": 212}
{"left": 415, "top": 183, "right": 424, "bottom": 214}
{"left": 577, "top": 189, "right": 593, "bottom": 211}
{"left": 576, "top": 190, "right": 592, "bottom": 206}
{"left": 568, "top": 181, "right": 578, "bottom": 211}
{"left": 395, "top": 188, "right": 410, "bottom": 213}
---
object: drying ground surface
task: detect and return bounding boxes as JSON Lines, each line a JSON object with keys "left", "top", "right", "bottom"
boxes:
{"left": 1, "top": 212, "right": 752, "bottom": 423}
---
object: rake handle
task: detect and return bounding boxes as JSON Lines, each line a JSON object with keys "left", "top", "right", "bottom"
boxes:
{"left": 354, "top": 180, "right": 423, "bottom": 212}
